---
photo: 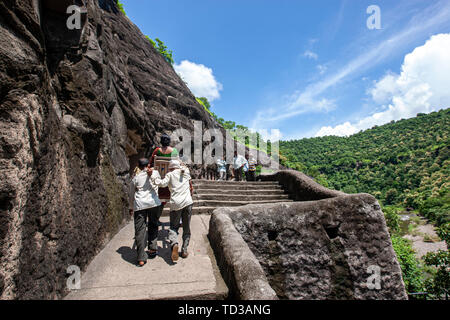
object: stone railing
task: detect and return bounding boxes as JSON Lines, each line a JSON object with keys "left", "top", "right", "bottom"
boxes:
{"left": 258, "top": 170, "right": 345, "bottom": 201}
{"left": 208, "top": 196, "right": 407, "bottom": 300}
{"left": 208, "top": 209, "right": 279, "bottom": 300}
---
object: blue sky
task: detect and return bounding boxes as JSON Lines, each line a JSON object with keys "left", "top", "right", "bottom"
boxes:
{"left": 122, "top": 0, "right": 450, "bottom": 140}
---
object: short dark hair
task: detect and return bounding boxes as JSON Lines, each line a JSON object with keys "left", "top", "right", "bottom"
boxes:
{"left": 138, "top": 158, "right": 149, "bottom": 169}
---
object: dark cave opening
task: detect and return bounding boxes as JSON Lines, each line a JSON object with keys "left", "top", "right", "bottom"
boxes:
{"left": 324, "top": 225, "right": 340, "bottom": 239}
{"left": 268, "top": 230, "right": 278, "bottom": 241}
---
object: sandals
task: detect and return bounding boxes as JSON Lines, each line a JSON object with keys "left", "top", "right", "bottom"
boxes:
{"left": 138, "top": 260, "right": 146, "bottom": 267}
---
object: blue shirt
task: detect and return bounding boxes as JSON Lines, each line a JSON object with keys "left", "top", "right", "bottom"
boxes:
{"left": 216, "top": 159, "right": 227, "bottom": 172}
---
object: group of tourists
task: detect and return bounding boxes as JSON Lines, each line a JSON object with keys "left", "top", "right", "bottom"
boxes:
{"left": 129, "top": 134, "right": 193, "bottom": 267}
{"left": 217, "top": 151, "right": 258, "bottom": 182}
{"left": 129, "top": 134, "right": 259, "bottom": 267}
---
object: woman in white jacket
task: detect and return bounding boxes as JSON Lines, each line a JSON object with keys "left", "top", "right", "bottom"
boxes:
{"left": 129, "top": 158, "right": 163, "bottom": 266}
{"left": 150, "top": 160, "right": 194, "bottom": 262}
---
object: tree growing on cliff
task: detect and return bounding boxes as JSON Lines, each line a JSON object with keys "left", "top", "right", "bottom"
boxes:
{"left": 194, "top": 97, "right": 273, "bottom": 156}
{"left": 116, "top": 0, "right": 126, "bottom": 15}
{"left": 145, "top": 35, "right": 156, "bottom": 48}
{"left": 155, "top": 38, "right": 174, "bottom": 64}
{"left": 196, "top": 97, "right": 211, "bottom": 111}
{"left": 145, "top": 36, "right": 174, "bottom": 65}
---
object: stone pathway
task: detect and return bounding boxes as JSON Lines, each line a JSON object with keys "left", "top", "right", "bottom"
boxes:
{"left": 64, "top": 180, "right": 290, "bottom": 300}
{"left": 65, "top": 215, "right": 228, "bottom": 300}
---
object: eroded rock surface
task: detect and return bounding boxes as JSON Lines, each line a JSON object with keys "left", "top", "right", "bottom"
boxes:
{"left": 211, "top": 194, "right": 408, "bottom": 300}
{"left": 0, "top": 0, "right": 219, "bottom": 299}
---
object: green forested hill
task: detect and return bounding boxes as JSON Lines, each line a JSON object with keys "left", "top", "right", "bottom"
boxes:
{"left": 280, "top": 108, "right": 450, "bottom": 225}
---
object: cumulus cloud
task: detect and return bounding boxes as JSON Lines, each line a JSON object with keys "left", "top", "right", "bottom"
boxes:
{"left": 304, "top": 50, "right": 318, "bottom": 60}
{"left": 315, "top": 122, "right": 359, "bottom": 137}
{"left": 174, "top": 60, "right": 223, "bottom": 101}
{"left": 368, "top": 72, "right": 399, "bottom": 104}
{"left": 315, "top": 33, "right": 450, "bottom": 137}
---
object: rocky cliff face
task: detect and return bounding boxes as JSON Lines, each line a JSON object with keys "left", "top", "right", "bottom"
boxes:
{"left": 0, "top": 0, "right": 218, "bottom": 299}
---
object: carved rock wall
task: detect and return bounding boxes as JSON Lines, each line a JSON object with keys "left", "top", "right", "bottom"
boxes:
{"left": 0, "top": 0, "right": 215, "bottom": 299}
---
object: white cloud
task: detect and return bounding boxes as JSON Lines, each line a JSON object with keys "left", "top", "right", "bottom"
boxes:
{"left": 304, "top": 50, "right": 318, "bottom": 60}
{"left": 317, "top": 65, "right": 327, "bottom": 75}
{"left": 368, "top": 72, "right": 399, "bottom": 104}
{"left": 315, "top": 122, "right": 358, "bottom": 137}
{"left": 315, "top": 33, "right": 450, "bottom": 137}
{"left": 251, "top": 0, "right": 450, "bottom": 136}
{"left": 174, "top": 60, "right": 223, "bottom": 101}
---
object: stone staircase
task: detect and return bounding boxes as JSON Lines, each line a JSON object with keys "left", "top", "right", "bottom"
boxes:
{"left": 162, "top": 179, "right": 292, "bottom": 215}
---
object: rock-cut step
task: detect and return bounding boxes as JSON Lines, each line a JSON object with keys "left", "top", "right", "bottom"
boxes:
{"left": 195, "top": 199, "right": 293, "bottom": 207}
{"left": 192, "top": 180, "right": 279, "bottom": 186}
{"left": 194, "top": 194, "right": 290, "bottom": 201}
{"left": 196, "top": 189, "right": 286, "bottom": 196}
{"left": 195, "top": 184, "right": 283, "bottom": 191}
{"left": 161, "top": 179, "right": 291, "bottom": 216}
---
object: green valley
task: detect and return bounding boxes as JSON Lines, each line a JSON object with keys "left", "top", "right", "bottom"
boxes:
{"left": 280, "top": 108, "right": 450, "bottom": 226}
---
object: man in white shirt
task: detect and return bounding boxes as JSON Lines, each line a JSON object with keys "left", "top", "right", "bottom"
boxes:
{"left": 150, "top": 160, "right": 194, "bottom": 261}
{"left": 129, "top": 158, "right": 163, "bottom": 266}
{"left": 216, "top": 156, "right": 227, "bottom": 181}
{"left": 233, "top": 151, "right": 248, "bottom": 181}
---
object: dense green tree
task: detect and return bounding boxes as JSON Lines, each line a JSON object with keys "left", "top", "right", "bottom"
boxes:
{"left": 223, "top": 120, "right": 236, "bottom": 130}
{"left": 391, "top": 235, "right": 424, "bottom": 294}
{"left": 385, "top": 188, "right": 399, "bottom": 205}
{"left": 423, "top": 223, "right": 450, "bottom": 299}
{"left": 383, "top": 206, "right": 400, "bottom": 234}
{"left": 279, "top": 108, "right": 450, "bottom": 225}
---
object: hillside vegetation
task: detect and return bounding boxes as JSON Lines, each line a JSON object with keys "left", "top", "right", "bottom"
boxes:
{"left": 280, "top": 108, "right": 450, "bottom": 226}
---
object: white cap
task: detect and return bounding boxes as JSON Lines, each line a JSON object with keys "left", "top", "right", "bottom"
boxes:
{"left": 168, "top": 160, "right": 181, "bottom": 169}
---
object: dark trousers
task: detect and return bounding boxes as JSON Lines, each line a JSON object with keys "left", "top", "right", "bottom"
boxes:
{"left": 134, "top": 205, "right": 163, "bottom": 261}
{"left": 246, "top": 170, "right": 256, "bottom": 181}
{"left": 234, "top": 167, "right": 243, "bottom": 181}
{"left": 169, "top": 204, "right": 193, "bottom": 252}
